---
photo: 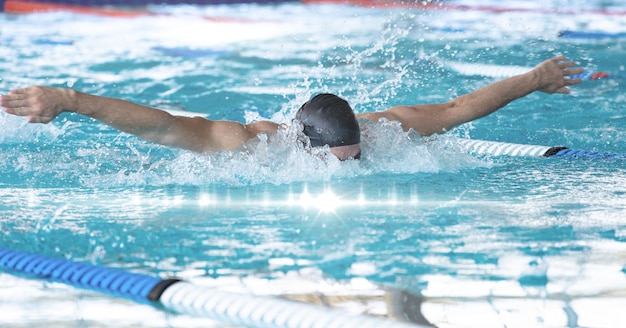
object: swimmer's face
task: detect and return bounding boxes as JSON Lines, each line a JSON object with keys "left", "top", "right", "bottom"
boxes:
{"left": 329, "top": 144, "right": 361, "bottom": 161}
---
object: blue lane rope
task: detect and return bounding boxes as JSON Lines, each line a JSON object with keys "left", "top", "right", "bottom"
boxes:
{"left": 0, "top": 247, "right": 420, "bottom": 328}
{"left": 0, "top": 247, "right": 162, "bottom": 303}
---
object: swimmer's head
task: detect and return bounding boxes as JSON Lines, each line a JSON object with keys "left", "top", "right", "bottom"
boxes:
{"left": 296, "top": 93, "right": 361, "bottom": 151}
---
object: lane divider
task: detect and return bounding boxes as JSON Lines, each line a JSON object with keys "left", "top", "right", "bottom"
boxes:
{"left": 0, "top": 247, "right": 422, "bottom": 328}
{"left": 1, "top": 0, "right": 272, "bottom": 22}
{"left": 5, "top": 0, "right": 626, "bottom": 17}
{"left": 442, "top": 61, "right": 625, "bottom": 80}
{"left": 3, "top": 0, "right": 149, "bottom": 17}
{"left": 457, "top": 138, "right": 626, "bottom": 160}
{"left": 302, "top": 0, "right": 626, "bottom": 16}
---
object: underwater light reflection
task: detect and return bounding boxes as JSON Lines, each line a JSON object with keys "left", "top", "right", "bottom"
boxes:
{"left": 123, "top": 186, "right": 421, "bottom": 211}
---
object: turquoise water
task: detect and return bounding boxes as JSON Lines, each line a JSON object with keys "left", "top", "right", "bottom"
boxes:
{"left": 1, "top": 1, "right": 626, "bottom": 326}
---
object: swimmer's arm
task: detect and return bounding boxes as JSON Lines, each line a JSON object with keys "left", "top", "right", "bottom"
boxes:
{"left": 0, "top": 86, "right": 279, "bottom": 152}
{"left": 359, "top": 56, "right": 583, "bottom": 136}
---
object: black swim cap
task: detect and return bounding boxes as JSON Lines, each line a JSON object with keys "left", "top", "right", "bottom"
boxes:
{"left": 295, "top": 94, "right": 361, "bottom": 148}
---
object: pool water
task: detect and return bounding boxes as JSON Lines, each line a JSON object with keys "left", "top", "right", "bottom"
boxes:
{"left": 1, "top": 1, "right": 626, "bottom": 327}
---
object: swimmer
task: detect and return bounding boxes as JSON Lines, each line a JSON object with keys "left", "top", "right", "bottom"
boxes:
{"left": 0, "top": 56, "right": 582, "bottom": 160}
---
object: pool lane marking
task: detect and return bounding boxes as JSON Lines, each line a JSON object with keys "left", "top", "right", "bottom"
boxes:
{"left": 0, "top": 247, "right": 422, "bottom": 328}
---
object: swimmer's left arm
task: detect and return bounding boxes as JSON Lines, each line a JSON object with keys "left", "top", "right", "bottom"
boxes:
{"left": 360, "top": 56, "right": 583, "bottom": 136}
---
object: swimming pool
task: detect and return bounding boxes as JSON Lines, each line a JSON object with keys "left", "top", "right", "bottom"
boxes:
{"left": 1, "top": 0, "right": 626, "bottom": 326}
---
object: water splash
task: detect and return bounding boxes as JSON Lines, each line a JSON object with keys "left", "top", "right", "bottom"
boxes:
{"left": 0, "top": 107, "right": 487, "bottom": 188}
{"left": 92, "top": 119, "right": 487, "bottom": 187}
{"left": 0, "top": 111, "right": 66, "bottom": 144}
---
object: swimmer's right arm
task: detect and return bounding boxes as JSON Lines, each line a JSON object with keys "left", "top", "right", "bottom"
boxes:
{"left": 0, "top": 86, "right": 278, "bottom": 152}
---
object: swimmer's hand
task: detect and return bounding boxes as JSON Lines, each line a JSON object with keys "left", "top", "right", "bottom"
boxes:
{"left": 532, "top": 55, "right": 584, "bottom": 94}
{"left": 0, "top": 86, "right": 71, "bottom": 123}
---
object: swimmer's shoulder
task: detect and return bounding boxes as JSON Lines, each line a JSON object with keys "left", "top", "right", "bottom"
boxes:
{"left": 245, "top": 120, "right": 280, "bottom": 136}
{"left": 356, "top": 110, "right": 402, "bottom": 123}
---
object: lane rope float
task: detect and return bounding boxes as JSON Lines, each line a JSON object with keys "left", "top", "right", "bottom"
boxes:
{"left": 443, "top": 61, "right": 625, "bottom": 80}
{"left": 0, "top": 247, "right": 422, "bottom": 328}
{"left": 302, "top": 0, "right": 626, "bottom": 16}
{"left": 457, "top": 138, "right": 626, "bottom": 160}
{"left": 1, "top": 0, "right": 274, "bottom": 21}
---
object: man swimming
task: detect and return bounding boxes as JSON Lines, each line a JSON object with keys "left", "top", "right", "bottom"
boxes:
{"left": 0, "top": 56, "right": 583, "bottom": 160}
